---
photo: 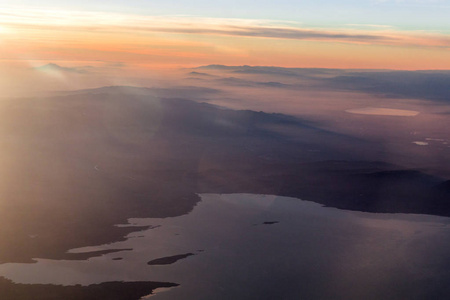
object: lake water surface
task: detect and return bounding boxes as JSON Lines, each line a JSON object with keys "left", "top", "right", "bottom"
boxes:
{"left": 1, "top": 194, "right": 450, "bottom": 299}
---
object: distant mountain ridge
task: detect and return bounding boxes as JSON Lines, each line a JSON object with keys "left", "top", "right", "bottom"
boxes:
{"left": 196, "top": 65, "right": 450, "bottom": 101}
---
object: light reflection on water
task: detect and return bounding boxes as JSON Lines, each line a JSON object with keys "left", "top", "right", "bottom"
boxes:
{"left": 140, "top": 287, "right": 176, "bottom": 299}
{"left": 1, "top": 194, "right": 450, "bottom": 300}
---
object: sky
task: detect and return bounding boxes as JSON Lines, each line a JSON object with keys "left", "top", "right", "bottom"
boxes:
{"left": 2, "top": 0, "right": 450, "bottom": 29}
{"left": 1, "top": 1, "right": 449, "bottom": 95}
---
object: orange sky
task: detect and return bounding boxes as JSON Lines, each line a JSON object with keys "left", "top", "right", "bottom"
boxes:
{"left": 1, "top": 8, "right": 449, "bottom": 96}
{"left": 1, "top": 8, "right": 450, "bottom": 69}
{"left": 2, "top": 25, "right": 449, "bottom": 69}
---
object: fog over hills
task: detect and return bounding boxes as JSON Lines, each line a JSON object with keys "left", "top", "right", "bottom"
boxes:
{"left": 1, "top": 85, "right": 449, "bottom": 267}
{"left": 198, "top": 65, "right": 450, "bottom": 101}
{"left": 1, "top": 63, "right": 450, "bottom": 298}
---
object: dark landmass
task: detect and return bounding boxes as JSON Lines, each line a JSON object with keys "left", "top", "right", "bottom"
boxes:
{"left": 1, "top": 86, "right": 450, "bottom": 265}
{"left": 188, "top": 71, "right": 215, "bottom": 77}
{"left": 202, "top": 163, "right": 450, "bottom": 215}
{"left": 147, "top": 253, "right": 195, "bottom": 265}
{"left": 327, "top": 71, "right": 450, "bottom": 101}
{"left": 0, "top": 276, "right": 177, "bottom": 300}
{"left": 198, "top": 65, "right": 450, "bottom": 101}
{"left": 263, "top": 221, "right": 279, "bottom": 225}
{"left": 215, "top": 77, "right": 290, "bottom": 88}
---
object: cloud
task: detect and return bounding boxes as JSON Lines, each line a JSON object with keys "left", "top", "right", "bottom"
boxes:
{"left": 34, "top": 63, "right": 92, "bottom": 74}
{"left": 345, "top": 107, "right": 420, "bottom": 116}
{"left": 151, "top": 26, "right": 397, "bottom": 43}
{"left": 104, "top": 62, "right": 126, "bottom": 68}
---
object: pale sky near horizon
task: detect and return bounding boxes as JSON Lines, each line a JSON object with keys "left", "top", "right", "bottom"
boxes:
{"left": 2, "top": 0, "right": 449, "bottom": 31}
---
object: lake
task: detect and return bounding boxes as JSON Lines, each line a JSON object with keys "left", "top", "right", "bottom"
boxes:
{"left": 1, "top": 194, "right": 449, "bottom": 299}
